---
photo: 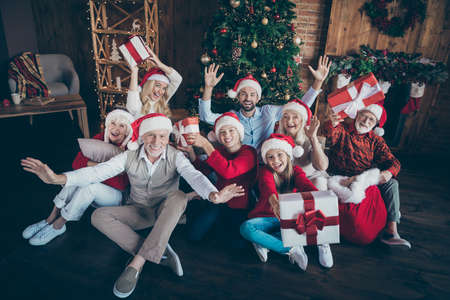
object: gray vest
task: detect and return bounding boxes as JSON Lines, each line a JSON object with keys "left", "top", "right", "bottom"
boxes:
{"left": 124, "top": 144, "right": 179, "bottom": 206}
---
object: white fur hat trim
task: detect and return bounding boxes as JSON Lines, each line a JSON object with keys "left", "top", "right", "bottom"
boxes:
{"left": 214, "top": 115, "right": 245, "bottom": 142}
{"left": 282, "top": 102, "right": 309, "bottom": 122}
{"left": 261, "top": 138, "right": 304, "bottom": 164}
{"left": 139, "top": 115, "right": 173, "bottom": 137}
{"left": 227, "top": 79, "right": 261, "bottom": 99}
{"left": 360, "top": 104, "right": 383, "bottom": 121}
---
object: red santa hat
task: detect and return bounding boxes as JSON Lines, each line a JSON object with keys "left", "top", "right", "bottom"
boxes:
{"left": 261, "top": 133, "right": 304, "bottom": 164}
{"left": 281, "top": 98, "right": 312, "bottom": 126}
{"left": 139, "top": 67, "right": 170, "bottom": 87}
{"left": 127, "top": 113, "right": 173, "bottom": 150}
{"left": 104, "top": 109, "right": 134, "bottom": 147}
{"left": 207, "top": 112, "right": 245, "bottom": 142}
{"left": 359, "top": 103, "right": 387, "bottom": 136}
{"left": 227, "top": 74, "right": 262, "bottom": 99}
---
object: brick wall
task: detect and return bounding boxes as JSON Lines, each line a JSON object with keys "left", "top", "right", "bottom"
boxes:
{"left": 292, "top": 0, "right": 332, "bottom": 89}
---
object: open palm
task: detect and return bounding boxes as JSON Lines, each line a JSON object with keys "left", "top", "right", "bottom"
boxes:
{"left": 21, "top": 157, "right": 59, "bottom": 184}
{"left": 308, "top": 55, "right": 332, "bottom": 82}
{"left": 211, "top": 183, "right": 245, "bottom": 204}
{"left": 204, "top": 63, "right": 224, "bottom": 88}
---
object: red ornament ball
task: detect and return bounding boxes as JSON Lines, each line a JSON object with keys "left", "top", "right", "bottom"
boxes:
{"left": 3, "top": 99, "right": 11, "bottom": 107}
{"left": 220, "top": 28, "right": 228, "bottom": 34}
{"left": 272, "top": 0, "right": 276, "bottom": 3}
{"left": 215, "top": 91, "right": 225, "bottom": 99}
{"left": 274, "top": 14, "right": 280, "bottom": 20}
{"left": 270, "top": 67, "right": 277, "bottom": 73}
{"left": 382, "top": 49, "right": 388, "bottom": 56}
{"left": 194, "top": 95, "right": 200, "bottom": 99}
{"left": 212, "top": 48, "right": 218, "bottom": 56}
{"left": 290, "top": 23, "right": 295, "bottom": 31}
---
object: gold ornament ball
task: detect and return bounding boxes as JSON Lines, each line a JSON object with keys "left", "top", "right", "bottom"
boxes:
{"left": 261, "top": 17, "right": 268, "bottom": 25}
{"left": 264, "top": 6, "right": 271, "bottom": 11}
{"left": 277, "top": 43, "right": 284, "bottom": 50}
{"left": 200, "top": 53, "right": 211, "bottom": 65}
{"left": 251, "top": 40, "right": 258, "bottom": 48}
{"left": 261, "top": 72, "right": 267, "bottom": 78}
{"left": 295, "top": 37, "right": 301, "bottom": 45}
{"left": 284, "top": 94, "right": 291, "bottom": 101}
{"left": 230, "top": 0, "right": 240, "bottom": 8}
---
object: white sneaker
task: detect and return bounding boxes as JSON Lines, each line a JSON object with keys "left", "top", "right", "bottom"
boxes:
{"left": 252, "top": 243, "right": 269, "bottom": 262}
{"left": 160, "top": 243, "right": 183, "bottom": 276}
{"left": 288, "top": 246, "right": 308, "bottom": 271}
{"left": 318, "top": 244, "right": 334, "bottom": 268}
{"left": 22, "top": 220, "right": 49, "bottom": 239}
{"left": 29, "top": 224, "right": 66, "bottom": 246}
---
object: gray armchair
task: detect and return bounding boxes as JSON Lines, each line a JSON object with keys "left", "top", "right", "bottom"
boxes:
{"left": 8, "top": 54, "right": 80, "bottom": 96}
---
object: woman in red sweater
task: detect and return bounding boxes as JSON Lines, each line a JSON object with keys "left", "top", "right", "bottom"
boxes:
{"left": 179, "top": 112, "right": 257, "bottom": 245}
{"left": 240, "top": 134, "right": 334, "bottom": 270}
{"left": 22, "top": 109, "right": 133, "bottom": 246}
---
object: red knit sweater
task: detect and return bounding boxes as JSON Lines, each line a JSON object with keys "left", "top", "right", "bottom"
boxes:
{"left": 322, "top": 120, "right": 401, "bottom": 177}
{"left": 248, "top": 165, "right": 318, "bottom": 219}
{"left": 193, "top": 144, "right": 257, "bottom": 209}
{"left": 72, "top": 133, "right": 129, "bottom": 191}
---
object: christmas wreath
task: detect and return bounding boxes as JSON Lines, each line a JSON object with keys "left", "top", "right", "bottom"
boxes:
{"left": 361, "top": 0, "right": 427, "bottom": 37}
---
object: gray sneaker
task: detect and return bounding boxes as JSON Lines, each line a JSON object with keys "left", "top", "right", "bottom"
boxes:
{"left": 29, "top": 224, "right": 66, "bottom": 246}
{"left": 22, "top": 219, "right": 48, "bottom": 239}
{"left": 113, "top": 266, "right": 140, "bottom": 298}
{"left": 160, "top": 243, "right": 183, "bottom": 276}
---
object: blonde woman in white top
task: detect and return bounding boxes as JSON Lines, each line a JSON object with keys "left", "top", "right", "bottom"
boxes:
{"left": 276, "top": 99, "right": 329, "bottom": 190}
{"left": 126, "top": 48, "right": 182, "bottom": 119}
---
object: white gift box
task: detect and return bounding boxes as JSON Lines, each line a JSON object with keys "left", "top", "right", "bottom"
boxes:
{"left": 279, "top": 190, "right": 340, "bottom": 247}
{"left": 119, "top": 36, "right": 151, "bottom": 67}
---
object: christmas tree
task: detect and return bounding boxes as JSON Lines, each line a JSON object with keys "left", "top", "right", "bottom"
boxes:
{"left": 187, "top": 0, "right": 303, "bottom": 114}
{"left": 110, "top": 39, "right": 121, "bottom": 62}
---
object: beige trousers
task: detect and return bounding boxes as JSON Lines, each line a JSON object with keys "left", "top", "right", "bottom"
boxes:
{"left": 91, "top": 190, "right": 188, "bottom": 264}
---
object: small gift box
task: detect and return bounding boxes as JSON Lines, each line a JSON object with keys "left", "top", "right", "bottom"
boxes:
{"left": 279, "top": 190, "right": 340, "bottom": 247}
{"left": 328, "top": 72, "right": 385, "bottom": 119}
{"left": 119, "top": 36, "right": 151, "bottom": 67}
{"left": 173, "top": 117, "right": 200, "bottom": 147}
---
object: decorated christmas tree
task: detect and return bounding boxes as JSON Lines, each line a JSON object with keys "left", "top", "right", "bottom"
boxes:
{"left": 187, "top": 0, "right": 303, "bottom": 114}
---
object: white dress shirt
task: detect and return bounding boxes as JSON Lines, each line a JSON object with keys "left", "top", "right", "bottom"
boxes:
{"left": 65, "top": 146, "right": 218, "bottom": 200}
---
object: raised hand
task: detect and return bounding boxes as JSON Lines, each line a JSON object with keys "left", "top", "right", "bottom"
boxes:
{"left": 204, "top": 63, "right": 224, "bottom": 88}
{"left": 21, "top": 157, "right": 66, "bottom": 185}
{"left": 304, "top": 116, "right": 320, "bottom": 139}
{"left": 146, "top": 47, "right": 163, "bottom": 68}
{"left": 308, "top": 55, "right": 332, "bottom": 82}
{"left": 209, "top": 183, "right": 245, "bottom": 204}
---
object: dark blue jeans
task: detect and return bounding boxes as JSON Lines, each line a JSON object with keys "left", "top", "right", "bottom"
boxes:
{"left": 187, "top": 200, "right": 248, "bottom": 247}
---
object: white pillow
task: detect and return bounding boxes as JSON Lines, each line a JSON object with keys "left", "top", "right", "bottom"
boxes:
{"left": 77, "top": 138, "right": 123, "bottom": 162}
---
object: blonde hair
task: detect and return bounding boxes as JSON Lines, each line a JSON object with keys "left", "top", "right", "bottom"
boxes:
{"left": 277, "top": 111, "right": 307, "bottom": 146}
{"left": 271, "top": 155, "right": 295, "bottom": 193}
{"left": 140, "top": 80, "right": 172, "bottom": 117}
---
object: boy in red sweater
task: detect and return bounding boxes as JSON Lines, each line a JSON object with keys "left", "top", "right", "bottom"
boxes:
{"left": 22, "top": 109, "right": 133, "bottom": 246}
{"left": 240, "top": 134, "right": 334, "bottom": 270}
{"left": 179, "top": 112, "right": 257, "bottom": 245}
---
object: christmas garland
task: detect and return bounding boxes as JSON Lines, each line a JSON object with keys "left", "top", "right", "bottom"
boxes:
{"left": 361, "top": 0, "right": 427, "bottom": 37}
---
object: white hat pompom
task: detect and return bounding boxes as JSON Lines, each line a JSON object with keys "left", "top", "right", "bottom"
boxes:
{"left": 292, "top": 145, "right": 304, "bottom": 158}
{"left": 127, "top": 140, "right": 139, "bottom": 151}
{"left": 373, "top": 127, "right": 385, "bottom": 136}
{"left": 227, "top": 89, "right": 237, "bottom": 99}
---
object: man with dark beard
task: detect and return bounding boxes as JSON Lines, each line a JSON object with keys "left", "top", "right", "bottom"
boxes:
{"left": 198, "top": 56, "right": 331, "bottom": 152}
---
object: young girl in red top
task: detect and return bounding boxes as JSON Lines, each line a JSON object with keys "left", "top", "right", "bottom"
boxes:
{"left": 179, "top": 112, "right": 257, "bottom": 245}
{"left": 240, "top": 134, "right": 334, "bottom": 270}
{"left": 22, "top": 109, "right": 133, "bottom": 246}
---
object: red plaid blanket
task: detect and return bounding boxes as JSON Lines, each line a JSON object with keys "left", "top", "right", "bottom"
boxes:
{"left": 8, "top": 52, "right": 49, "bottom": 99}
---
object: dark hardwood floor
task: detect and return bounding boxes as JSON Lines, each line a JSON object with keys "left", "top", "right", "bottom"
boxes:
{"left": 1, "top": 114, "right": 449, "bottom": 300}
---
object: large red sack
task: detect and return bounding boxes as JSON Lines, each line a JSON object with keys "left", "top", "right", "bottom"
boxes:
{"left": 339, "top": 185, "right": 387, "bottom": 245}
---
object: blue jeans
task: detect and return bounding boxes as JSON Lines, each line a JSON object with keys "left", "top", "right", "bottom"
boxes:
{"left": 240, "top": 217, "right": 291, "bottom": 254}
{"left": 187, "top": 200, "right": 248, "bottom": 248}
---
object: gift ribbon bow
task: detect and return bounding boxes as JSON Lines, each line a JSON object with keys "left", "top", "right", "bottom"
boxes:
{"left": 173, "top": 117, "right": 199, "bottom": 147}
{"left": 280, "top": 192, "right": 339, "bottom": 245}
{"left": 332, "top": 82, "right": 381, "bottom": 119}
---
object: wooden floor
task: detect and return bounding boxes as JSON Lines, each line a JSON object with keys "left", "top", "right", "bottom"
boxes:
{"left": 1, "top": 114, "right": 449, "bottom": 300}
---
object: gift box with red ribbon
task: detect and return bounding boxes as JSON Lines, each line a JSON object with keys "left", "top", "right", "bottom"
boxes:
{"left": 119, "top": 35, "right": 151, "bottom": 67}
{"left": 173, "top": 117, "right": 200, "bottom": 147}
{"left": 279, "top": 190, "right": 339, "bottom": 246}
{"left": 327, "top": 72, "right": 385, "bottom": 119}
